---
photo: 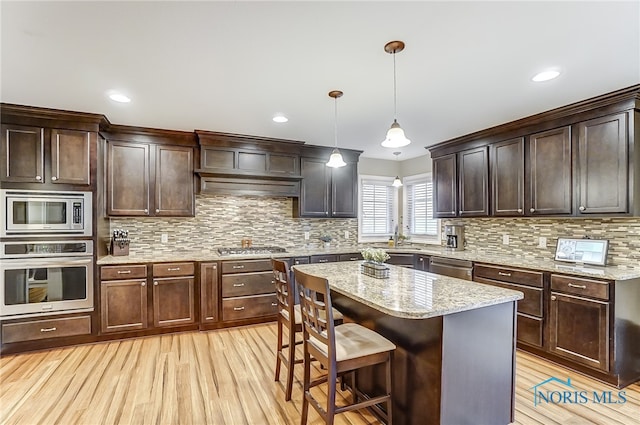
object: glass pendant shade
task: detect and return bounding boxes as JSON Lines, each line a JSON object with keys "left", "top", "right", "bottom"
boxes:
{"left": 392, "top": 176, "right": 403, "bottom": 187}
{"left": 381, "top": 119, "right": 411, "bottom": 148}
{"left": 326, "top": 148, "right": 347, "bottom": 168}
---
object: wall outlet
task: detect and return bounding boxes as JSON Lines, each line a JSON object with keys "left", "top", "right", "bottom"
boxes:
{"left": 304, "top": 231, "right": 310, "bottom": 240}
{"left": 344, "top": 230, "right": 350, "bottom": 239}
{"left": 161, "top": 233, "right": 168, "bottom": 243}
{"left": 502, "top": 234, "right": 510, "bottom": 245}
{"left": 538, "top": 236, "right": 547, "bottom": 248}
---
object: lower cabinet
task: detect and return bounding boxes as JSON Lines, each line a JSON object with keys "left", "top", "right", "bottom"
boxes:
{"left": 100, "top": 262, "right": 195, "bottom": 334}
{"left": 549, "top": 274, "right": 611, "bottom": 372}
{"left": 220, "top": 259, "right": 278, "bottom": 321}
{"left": 200, "top": 262, "right": 219, "bottom": 325}
{"left": 387, "top": 253, "right": 415, "bottom": 268}
{"left": 2, "top": 315, "right": 92, "bottom": 344}
{"left": 415, "top": 254, "right": 430, "bottom": 271}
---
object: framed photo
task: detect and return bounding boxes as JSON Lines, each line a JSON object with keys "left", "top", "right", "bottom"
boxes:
{"left": 554, "top": 238, "right": 609, "bottom": 266}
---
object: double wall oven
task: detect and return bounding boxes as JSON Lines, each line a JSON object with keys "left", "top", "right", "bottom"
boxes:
{"left": 1, "top": 190, "right": 94, "bottom": 320}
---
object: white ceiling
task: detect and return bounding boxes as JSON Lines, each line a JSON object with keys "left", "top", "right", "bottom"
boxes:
{"left": 1, "top": 1, "right": 639, "bottom": 160}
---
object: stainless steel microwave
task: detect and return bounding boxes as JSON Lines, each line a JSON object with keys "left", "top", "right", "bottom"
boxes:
{"left": 1, "top": 190, "right": 92, "bottom": 237}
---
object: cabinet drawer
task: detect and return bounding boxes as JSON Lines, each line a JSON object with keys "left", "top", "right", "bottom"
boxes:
{"left": 2, "top": 316, "right": 91, "bottom": 344}
{"left": 475, "top": 264, "right": 543, "bottom": 288}
{"left": 388, "top": 254, "right": 415, "bottom": 266}
{"left": 310, "top": 254, "right": 338, "bottom": 264}
{"left": 222, "top": 259, "right": 273, "bottom": 274}
{"left": 222, "top": 272, "right": 275, "bottom": 297}
{"left": 475, "top": 277, "right": 543, "bottom": 317}
{"left": 550, "top": 274, "right": 610, "bottom": 301}
{"left": 517, "top": 313, "right": 543, "bottom": 348}
{"left": 222, "top": 294, "right": 278, "bottom": 321}
{"left": 101, "top": 264, "right": 147, "bottom": 280}
{"left": 338, "top": 253, "right": 362, "bottom": 262}
{"left": 153, "top": 262, "right": 194, "bottom": 277}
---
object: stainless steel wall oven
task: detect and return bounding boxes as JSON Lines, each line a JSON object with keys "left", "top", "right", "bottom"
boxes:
{"left": 0, "top": 240, "right": 94, "bottom": 319}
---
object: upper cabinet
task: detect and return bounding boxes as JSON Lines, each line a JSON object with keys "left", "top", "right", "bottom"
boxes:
{"left": 195, "top": 131, "right": 304, "bottom": 197}
{"left": 103, "top": 126, "right": 196, "bottom": 217}
{"left": 0, "top": 105, "right": 102, "bottom": 189}
{"left": 294, "top": 146, "right": 361, "bottom": 218}
{"left": 428, "top": 85, "right": 640, "bottom": 217}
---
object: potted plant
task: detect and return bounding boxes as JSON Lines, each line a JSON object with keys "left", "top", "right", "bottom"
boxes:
{"left": 319, "top": 234, "right": 333, "bottom": 249}
{"left": 361, "top": 247, "right": 390, "bottom": 264}
{"left": 360, "top": 248, "right": 391, "bottom": 278}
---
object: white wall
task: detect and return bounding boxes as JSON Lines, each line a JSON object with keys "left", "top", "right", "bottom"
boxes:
{"left": 358, "top": 157, "right": 400, "bottom": 177}
{"left": 400, "top": 152, "right": 432, "bottom": 176}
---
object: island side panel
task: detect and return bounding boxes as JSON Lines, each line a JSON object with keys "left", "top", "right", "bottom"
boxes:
{"left": 332, "top": 292, "right": 445, "bottom": 425}
{"left": 441, "top": 301, "right": 517, "bottom": 425}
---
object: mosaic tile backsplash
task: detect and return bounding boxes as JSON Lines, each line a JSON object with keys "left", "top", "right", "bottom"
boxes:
{"left": 109, "top": 195, "right": 358, "bottom": 255}
{"left": 448, "top": 217, "right": 640, "bottom": 267}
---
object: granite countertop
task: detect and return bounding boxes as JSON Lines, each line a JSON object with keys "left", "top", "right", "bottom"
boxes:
{"left": 97, "top": 244, "right": 640, "bottom": 281}
{"left": 292, "top": 262, "right": 523, "bottom": 319}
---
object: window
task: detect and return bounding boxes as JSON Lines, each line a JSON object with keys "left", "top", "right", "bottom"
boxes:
{"left": 403, "top": 173, "right": 440, "bottom": 243}
{"left": 359, "top": 175, "right": 397, "bottom": 241}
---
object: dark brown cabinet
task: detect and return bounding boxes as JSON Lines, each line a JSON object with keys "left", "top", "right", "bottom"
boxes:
{"left": 106, "top": 138, "right": 194, "bottom": 217}
{"left": 1, "top": 125, "right": 94, "bottom": 186}
{"left": 549, "top": 274, "right": 611, "bottom": 372}
{"left": 576, "top": 112, "right": 628, "bottom": 214}
{"left": 295, "top": 146, "right": 361, "bottom": 219}
{"left": 151, "top": 263, "right": 195, "bottom": 328}
{"left": 100, "top": 265, "right": 148, "bottom": 333}
{"left": 220, "top": 259, "right": 277, "bottom": 322}
{"left": 433, "top": 154, "right": 457, "bottom": 218}
{"left": 474, "top": 264, "right": 544, "bottom": 348}
{"left": 526, "top": 126, "right": 573, "bottom": 216}
{"left": 310, "top": 254, "right": 338, "bottom": 264}
{"left": 491, "top": 137, "right": 525, "bottom": 216}
{"left": 458, "top": 146, "right": 489, "bottom": 217}
{"left": 200, "top": 262, "right": 219, "bottom": 325}
{"left": 415, "top": 254, "right": 430, "bottom": 271}
{"left": 338, "top": 253, "right": 363, "bottom": 262}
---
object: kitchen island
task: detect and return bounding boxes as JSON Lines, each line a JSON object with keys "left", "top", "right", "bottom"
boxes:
{"left": 293, "top": 261, "right": 524, "bottom": 425}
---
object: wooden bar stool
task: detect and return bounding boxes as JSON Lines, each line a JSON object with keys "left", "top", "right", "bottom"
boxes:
{"left": 294, "top": 268, "right": 395, "bottom": 425}
{"left": 272, "top": 259, "right": 343, "bottom": 401}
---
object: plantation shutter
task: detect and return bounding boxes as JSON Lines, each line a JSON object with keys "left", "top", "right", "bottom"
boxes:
{"left": 361, "top": 180, "right": 394, "bottom": 235}
{"left": 406, "top": 177, "right": 438, "bottom": 236}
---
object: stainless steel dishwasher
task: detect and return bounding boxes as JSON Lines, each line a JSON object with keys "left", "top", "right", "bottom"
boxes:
{"left": 428, "top": 257, "right": 473, "bottom": 280}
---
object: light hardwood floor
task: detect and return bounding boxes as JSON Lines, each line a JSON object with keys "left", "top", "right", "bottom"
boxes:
{"left": 1, "top": 323, "right": 638, "bottom": 425}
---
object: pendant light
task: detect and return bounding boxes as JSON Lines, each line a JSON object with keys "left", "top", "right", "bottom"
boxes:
{"left": 326, "top": 90, "right": 347, "bottom": 168}
{"left": 381, "top": 40, "right": 411, "bottom": 148}
{"left": 392, "top": 151, "right": 403, "bottom": 187}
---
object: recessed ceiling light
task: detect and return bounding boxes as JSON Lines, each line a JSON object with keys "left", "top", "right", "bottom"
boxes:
{"left": 532, "top": 70, "right": 561, "bottom": 82}
{"left": 273, "top": 115, "right": 288, "bottom": 123}
{"left": 109, "top": 92, "right": 131, "bottom": 103}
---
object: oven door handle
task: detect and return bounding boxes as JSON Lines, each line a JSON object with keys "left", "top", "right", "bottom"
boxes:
{"left": 0, "top": 257, "right": 93, "bottom": 268}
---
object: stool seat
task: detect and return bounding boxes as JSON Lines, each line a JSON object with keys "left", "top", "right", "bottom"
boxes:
{"left": 310, "top": 323, "right": 395, "bottom": 363}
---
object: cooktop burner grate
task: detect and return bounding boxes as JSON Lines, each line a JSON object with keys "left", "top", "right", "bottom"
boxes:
{"left": 217, "top": 246, "right": 287, "bottom": 256}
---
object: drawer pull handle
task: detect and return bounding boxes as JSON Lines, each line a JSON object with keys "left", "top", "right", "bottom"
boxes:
{"left": 568, "top": 283, "right": 587, "bottom": 289}
{"left": 498, "top": 272, "right": 512, "bottom": 277}
{"left": 117, "top": 270, "right": 131, "bottom": 274}
{"left": 233, "top": 283, "right": 245, "bottom": 287}
{"left": 167, "top": 267, "right": 181, "bottom": 271}
{"left": 551, "top": 295, "right": 557, "bottom": 301}
{"left": 318, "top": 259, "right": 328, "bottom": 263}
{"left": 40, "top": 327, "right": 57, "bottom": 333}
{"left": 271, "top": 302, "right": 278, "bottom": 307}
{"left": 233, "top": 306, "right": 245, "bottom": 311}
{"left": 350, "top": 258, "right": 358, "bottom": 261}
{"left": 232, "top": 265, "right": 245, "bottom": 269}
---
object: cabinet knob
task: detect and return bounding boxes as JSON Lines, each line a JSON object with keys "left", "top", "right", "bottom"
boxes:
{"left": 144, "top": 209, "right": 149, "bottom": 214}
{"left": 156, "top": 209, "right": 160, "bottom": 213}
{"left": 451, "top": 210, "right": 455, "bottom": 214}
{"left": 141, "top": 282, "right": 146, "bottom": 287}
{"left": 36, "top": 175, "right": 42, "bottom": 181}
{"left": 419, "top": 258, "right": 424, "bottom": 262}
{"left": 579, "top": 206, "right": 586, "bottom": 212}
{"left": 51, "top": 176, "right": 58, "bottom": 181}
{"left": 530, "top": 208, "right": 535, "bottom": 213}
{"left": 551, "top": 295, "right": 556, "bottom": 301}
{"left": 517, "top": 208, "right": 523, "bottom": 213}
{"left": 154, "top": 281, "right": 158, "bottom": 286}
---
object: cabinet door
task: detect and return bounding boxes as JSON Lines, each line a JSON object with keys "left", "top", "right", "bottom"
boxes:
{"left": 433, "top": 154, "right": 457, "bottom": 218}
{"left": 50, "top": 129, "right": 93, "bottom": 185}
{"left": 331, "top": 162, "right": 358, "bottom": 217}
{"left": 458, "top": 147, "right": 489, "bottom": 217}
{"left": 299, "top": 157, "right": 331, "bottom": 217}
{"left": 415, "top": 255, "right": 430, "bottom": 271}
{"left": 1, "top": 124, "right": 44, "bottom": 183}
{"left": 268, "top": 154, "right": 299, "bottom": 176}
{"left": 576, "top": 113, "right": 628, "bottom": 214}
{"left": 549, "top": 292, "right": 610, "bottom": 371}
{"left": 107, "top": 141, "right": 150, "bottom": 216}
{"left": 155, "top": 145, "right": 194, "bottom": 216}
{"left": 100, "top": 279, "right": 148, "bottom": 333}
{"left": 527, "top": 127, "right": 572, "bottom": 215}
{"left": 200, "top": 263, "right": 219, "bottom": 324}
{"left": 492, "top": 138, "right": 524, "bottom": 216}
{"left": 152, "top": 277, "right": 195, "bottom": 328}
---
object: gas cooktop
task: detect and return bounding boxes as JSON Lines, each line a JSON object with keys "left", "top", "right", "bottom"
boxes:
{"left": 217, "top": 246, "right": 287, "bottom": 256}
